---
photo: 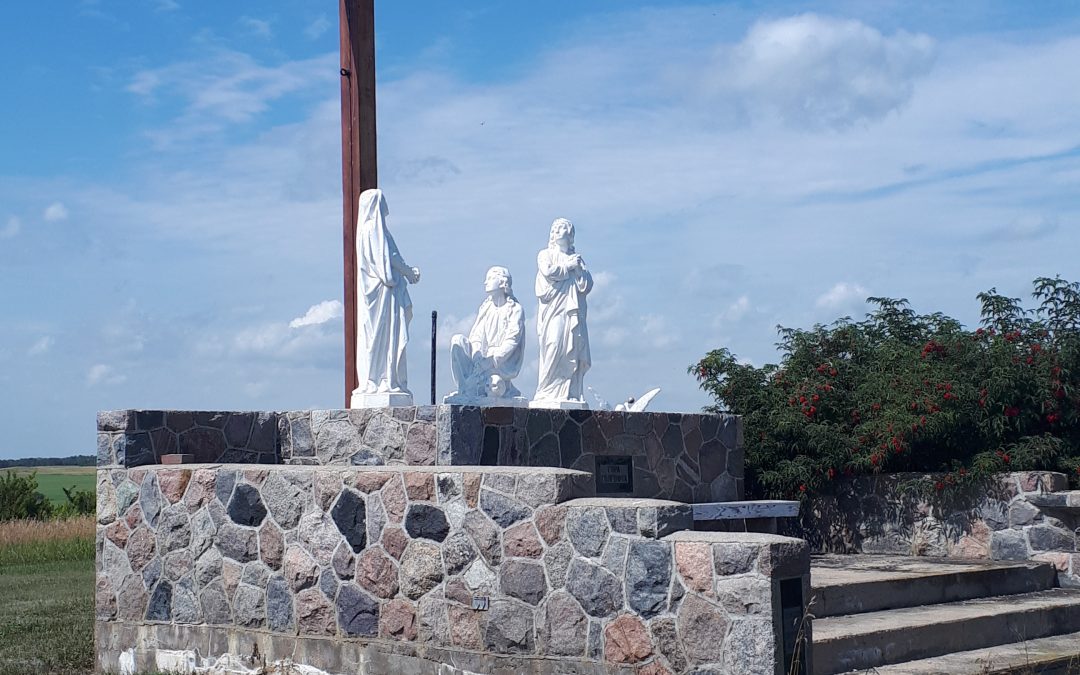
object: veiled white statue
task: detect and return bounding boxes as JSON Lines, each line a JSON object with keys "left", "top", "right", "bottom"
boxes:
{"left": 444, "top": 266, "right": 527, "bottom": 406}
{"left": 532, "top": 218, "right": 593, "bottom": 409}
{"left": 351, "top": 189, "right": 421, "bottom": 408}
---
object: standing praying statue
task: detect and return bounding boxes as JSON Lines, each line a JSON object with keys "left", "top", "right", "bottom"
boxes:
{"left": 532, "top": 218, "right": 593, "bottom": 408}
{"left": 351, "top": 188, "right": 421, "bottom": 408}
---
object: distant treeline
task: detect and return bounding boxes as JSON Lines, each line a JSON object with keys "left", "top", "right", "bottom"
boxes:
{"left": 0, "top": 455, "right": 95, "bottom": 469}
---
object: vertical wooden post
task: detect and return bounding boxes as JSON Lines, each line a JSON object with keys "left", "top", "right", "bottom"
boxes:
{"left": 340, "top": 0, "right": 378, "bottom": 407}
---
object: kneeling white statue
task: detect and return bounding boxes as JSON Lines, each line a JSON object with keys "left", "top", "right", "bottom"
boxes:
{"left": 444, "top": 266, "right": 527, "bottom": 406}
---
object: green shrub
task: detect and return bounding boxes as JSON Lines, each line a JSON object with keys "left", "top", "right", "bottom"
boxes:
{"left": 0, "top": 471, "right": 52, "bottom": 521}
{"left": 691, "top": 276, "right": 1080, "bottom": 499}
{"left": 53, "top": 486, "right": 95, "bottom": 519}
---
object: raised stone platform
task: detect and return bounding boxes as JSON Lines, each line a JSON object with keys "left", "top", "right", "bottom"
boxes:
{"left": 95, "top": 463, "right": 808, "bottom": 675}
{"left": 99, "top": 406, "right": 744, "bottom": 504}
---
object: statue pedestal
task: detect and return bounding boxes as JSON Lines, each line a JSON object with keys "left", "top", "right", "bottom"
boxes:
{"left": 443, "top": 394, "right": 529, "bottom": 407}
{"left": 529, "top": 399, "right": 588, "bottom": 410}
{"left": 350, "top": 391, "right": 414, "bottom": 408}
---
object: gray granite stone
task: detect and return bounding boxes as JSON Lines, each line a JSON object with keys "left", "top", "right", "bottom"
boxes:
{"left": 500, "top": 559, "right": 548, "bottom": 606}
{"left": 544, "top": 541, "right": 573, "bottom": 589}
{"left": 267, "top": 575, "right": 295, "bottom": 632}
{"left": 199, "top": 580, "right": 231, "bottom": 625}
{"left": 538, "top": 591, "right": 587, "bottom": 656}
{"left": 484, "top": 600, "right": 535, "bottom": 654}
{"left": 262, "top": 472, "right": 308, "bottom": 529}
{"left": 464, "top": 510, "right": 502, "bottom": 567}
{"left": 234, "top": 583, "right": 266, "bottom": 627}
{"left": 625, "top": 540, "right": 671, "bottom": 618}
{"left": 442, "top": 531, "right": 478, "bottom": 576}
{"left": 172, "top": 577, "right": 200, "bottom": 623}
{"left": 337, "top": 583, "right": 379, "bottom": 637}
{"left": 140, "top": 474, "right": 162, "bottom": 528}
{"left": 400, "top": 540, "right": 444, "bottom": 600}
{"left": 218, "top": 523, "right": 259, "bottom": 563}
{"left": 566, "top": 558, "right": 623, "bottom": 618}
{"left": 479, "top": 488, "right": 531, "bottom": 528}
{"left": 567, "top": 507, "right": 609, "bottom": 558}
{"left": 146, "top": 580, "right": 172, "bottom": 621}
{"left": 158, "top": 505, "right": 191, "bottom": 554}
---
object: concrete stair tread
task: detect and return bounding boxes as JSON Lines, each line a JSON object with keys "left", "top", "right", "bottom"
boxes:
{"left": 814, "top": 589, "right": 1080, "bottom": 674}
{"left": 812, "top": 554, "right": 1050, "bottom": 589}
{"left": 852, "top": 629, "right": 1080, "bottom": 674}
{"left": 811, "top": 555, "right": 1056, "bottom": 618}
{"left": 815, "top": 588, "right": 1080, "bottom": 641}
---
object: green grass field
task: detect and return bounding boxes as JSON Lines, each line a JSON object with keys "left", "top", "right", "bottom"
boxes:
{"left": 5, "top": 466, "right": 96, "bottom": 505}
{"left": 0, "top": 520, "right": 94, "bottom": 675}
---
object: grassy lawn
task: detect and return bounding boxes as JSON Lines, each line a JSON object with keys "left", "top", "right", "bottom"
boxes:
{"left": 6, "top": 466, "right": 96, "bottom": 505}
{"left": 0, "top": 518, "right": 94, "bottom": 675}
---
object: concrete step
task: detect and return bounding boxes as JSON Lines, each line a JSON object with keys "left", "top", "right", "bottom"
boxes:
{"left": 811, "top": 554, "right": 1057, "bottom": 618}
{"left": 813, "top": 588, "right": 1080, "bottom": 675}
{"left": 857, "top": 629, "right": 1080, "bottom": 674}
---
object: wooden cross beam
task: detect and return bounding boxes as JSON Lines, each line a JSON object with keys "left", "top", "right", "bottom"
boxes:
{"left": 339, "top": 0, "right": 377, "bottom": 407}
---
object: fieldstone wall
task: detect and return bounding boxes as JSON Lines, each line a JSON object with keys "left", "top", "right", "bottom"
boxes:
{"left": 793, "top": 471, "right": 1077, "bottom": 580}
{"left": 101, "top": 407, "right": 743, "bottom": 504}
{"left": 98, "top": 411, "right": 279, "bottom": 467}
{"left": 95, "top": 464, "right": 805, "bottom": 675}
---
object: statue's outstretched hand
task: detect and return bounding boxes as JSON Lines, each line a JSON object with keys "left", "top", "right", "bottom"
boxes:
{"left": 405, "top": 267, "right": 421, "bottom": 284}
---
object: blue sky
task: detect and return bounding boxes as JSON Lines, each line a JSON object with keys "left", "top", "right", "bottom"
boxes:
{"left": 3, "top": 1, "right": 1080, "bottom": 458}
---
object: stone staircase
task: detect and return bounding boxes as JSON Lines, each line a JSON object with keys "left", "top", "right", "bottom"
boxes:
{"left": 811, "top": 555, "right": 1080, "bottom": 674}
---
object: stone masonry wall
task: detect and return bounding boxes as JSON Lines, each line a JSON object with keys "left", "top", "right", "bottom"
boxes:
{"left": 96, "top": 464, "right": 806, "bottom": 675}
{"left": 792, "top": 471, "right": 1075, "bottom": 575}
{"left": 102, "top": 408, "right": 744, "bottom": 505}
{"left": 98, "top": 411, "right": 279, "bottom": 467}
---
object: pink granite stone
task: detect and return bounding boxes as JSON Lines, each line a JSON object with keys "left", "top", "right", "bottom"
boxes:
{"left": 535, "top": 506, "right": 567, "bottom": 545}
{"left": 447, "top": 604, "right": 482, "bottom": 649}
{"left": 404, "top": 473, "right": 435, "bottom": 502}
{"left": 382, "top": 528, "right": 409, "bottom": 560}
{"left": 675, "top": 542, "right": 713, "bottom": 594}
{"left": 352, "top": 471, "right": 392, "bottom": 493}
{"left": 604, "top": 614, "right": 653, "bottom": 664}
{"left": 260, "top": 522, "right": 284, "bottom": 570}
{"left": 382, "top": 475, "right": 407, "bottom": 523}
{"left": 296, "top": 588, "right": 336, "bottom": 635}
{"left": 503, "top": 521, "right": 543, "bottom": 559}
{"left": 158, "top": 469, "right": 191, "bottom": 504}
{"left": 183, "top": 469, "right": 216, "bottom": 510}
{"left": 379, "top": 598, "right": 418, "bottom": 641}
{"left": 356, "top": 547, "right": 399, "bottom": 599}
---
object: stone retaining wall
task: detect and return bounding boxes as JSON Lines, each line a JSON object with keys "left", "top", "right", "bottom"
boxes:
{"left": 96, "top": 464, "right": 806, "bottom": 675}
{"left": 99, "top": 407, "right": 744, "bottom": 504}
{"left": 792, "top": 471, "right": 1075, "bottom": 580}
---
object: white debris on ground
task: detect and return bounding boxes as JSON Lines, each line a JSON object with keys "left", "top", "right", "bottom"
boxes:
{"left": 118, "top": 649, "right": 334, "bottom": 675}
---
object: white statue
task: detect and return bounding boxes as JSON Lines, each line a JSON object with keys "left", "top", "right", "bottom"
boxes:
{"left": 351, "top": 189, "right": 421, "bottom": 408}
{"left": 531, "top": 218, "right": 593, "bottom": 409}
{"left": 444, "top": 266, "right": 527, "bottom": 406}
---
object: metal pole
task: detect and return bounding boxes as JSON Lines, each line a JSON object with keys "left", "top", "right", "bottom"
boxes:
{"left": 430, "top": 311, "right": 438, "bottom": 405}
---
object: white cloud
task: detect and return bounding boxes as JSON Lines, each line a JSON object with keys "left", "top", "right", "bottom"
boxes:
{"left": 720, "top": 295, "right": 752, "bottom": 322}
{"left": 43, "top": 202, "right": 68, "bottom": 222}
{"left": 290, "top": 300, "right": 343, "bottom": 328}
{"left": 304, "top": 16, "right": 330, "bottom": 40}
{"left": 28, "top": 336, "right": 53, "bottom": 356}
{"left": 0, "top": 216, "right": 19, "bottom": 239}
{"left": 152, "top": 0, "right": 179, "bottom": 11}
{"left": 720, "top": 14, "right": 935, "bottom": 129}
{"left": 86, "top": 364, "right": 126, "bottom": 387}
{"left": 240, "top": 16, "right": 273, "bottom": 39}
{"left": 816, "top": 283, "right": 869, "bottom": 310}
